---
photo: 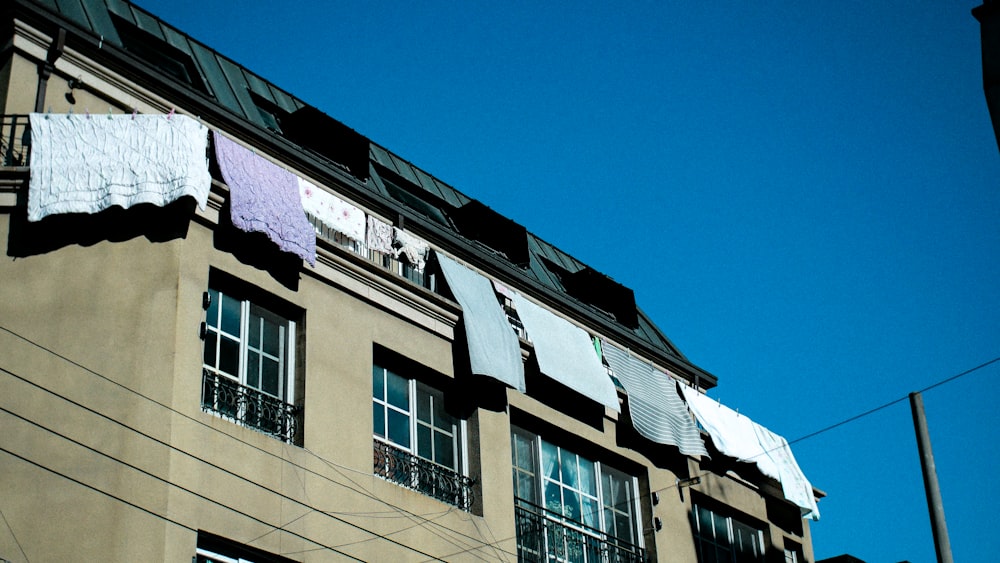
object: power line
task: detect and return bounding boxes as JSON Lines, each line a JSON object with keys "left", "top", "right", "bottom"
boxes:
{"left": 0, "top": 324, "right": 515, "bottom": 560}
{"left": 0, "top": 504, "right": 29, "bottom": 563}
{"left": 3, "top": 322, "right": 996, "bottom": 561}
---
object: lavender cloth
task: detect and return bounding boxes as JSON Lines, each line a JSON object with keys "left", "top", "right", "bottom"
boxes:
{"left": 213, "top": 131, "right": 316, "bottom": 266}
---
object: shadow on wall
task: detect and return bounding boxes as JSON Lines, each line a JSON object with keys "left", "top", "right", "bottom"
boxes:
{"left": 212, "top": 199, "right": 301, "bottom": 291}
{"left": 6, "top": 188, "right": 194, "bottom": 257}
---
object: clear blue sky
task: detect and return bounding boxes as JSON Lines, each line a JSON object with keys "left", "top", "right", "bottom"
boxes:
{"left": 136, "top": 1, "right": 1000, "bottom": 561}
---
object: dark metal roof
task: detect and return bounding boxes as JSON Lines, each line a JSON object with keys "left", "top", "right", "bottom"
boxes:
{"left": 12, "top": 0, "right": 715, "bottom": 387}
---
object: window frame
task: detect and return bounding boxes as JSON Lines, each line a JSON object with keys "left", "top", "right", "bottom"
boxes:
{"left": 372, "top": 363, "right": 467, "bottom": 475}
{"left": 511, "top": 426, "right": 644, "bottom": 550}
{"left": 203, "top": 286, "right": 296, "bottom": 405}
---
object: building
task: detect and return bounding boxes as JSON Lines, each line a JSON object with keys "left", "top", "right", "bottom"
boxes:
{"left": 0, "top": 1, "right": 821, "bottom": 561}
{"left": 974, "top": 1, "right": 1000, "bottom": 152}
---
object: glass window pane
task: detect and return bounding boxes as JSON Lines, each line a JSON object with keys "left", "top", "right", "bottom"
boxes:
{"left": 434, "top": 429, "right": 455, "bottom": 469}
{"left": 219, "top": 336, "right": 239, "bottom": 377}
{"left": 249, "top": 312, "right": 261, "bottom": 348}
{"left": 581, "top": 496, "right": 598, "bottom": 528}
{"left": 417, "top": 424, "right": 432, "bottom": 459}
{"left": 261, "top": 316, "right": 281, "bottom": 356}
{"left": 578, "top": 458, "right": 595, "bottom": 496}
{"left": 203, "top": 331, "right": 217, "bottom": 366}
{"left": 386, "top": 371, "right": 409, "bottom": 411}
{"left": 714, "top": 513, "right": 730, "bottom": 547}
{"left": 373, "top": 367, "right": 385, "bottom": 400}
{"left": 544, "top": 481, "right": 561, "bottom": 514}
{"left": 561, "top": 453, "right": 578, "bottom": 488}
{"left": 541, "top": 441, "right": 558, "bottom": 480}
{"left": 221, "top": 293, "right": 241, "bottom": 336}
{"left": 615, "top": 511, "right": 633, "bottom": 542}
{"left": 417, "top": 390, "right": 431, "bottom": 423}
{"left": 562, "top": 490, "right": 581, "bottom": 522}
{"left": 261, "top": 356, "right": 280, "bottom": 396}
{"left": 246, "top": 350, "right": 260, "bottom": 388}
{"left": 516, "top": 472, "right": 537, "bottom": 503}
{"left": 514, "top": 433, "right": 534, "bottom": 471}
{"left": 206, "top": 288, "right": 219, "bottom": 328}
{"left": 616, "top": 477, "right": 631, "bottom": 511}
{"left": 435, "top": 401, "right": 456, "bottom": 429}
{"left": 373, "top": 404, "right": 385, "bottom": 438}
{"left": 388, "top": 410, "right": 410, "bottom": 448}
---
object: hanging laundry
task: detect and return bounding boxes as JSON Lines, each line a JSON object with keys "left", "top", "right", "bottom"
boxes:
{"left": 366, "top": 215, "right": 394, "bottom": 255}
{"left": 680, "top": 386, "right": 819, "bottom": 520}
{"left": 212, "top": 131, "right": 315, "bottom": 266}
{"left": 511, "top": 293, "right": 620, "bottom": 412}
{"left": 297, "top": 177, "right": 366, "bottom": 242}
{"left": 393, "top": 228, "right": 429, "bottom": 272}
{"left": 437, "top": 252, "right": 525, "bottom": 391}
{"left": 602, "top": 342, "right": 708, "bottom": 457}
{"left": 27, "top": 113, "right": 210, "bottom": 221}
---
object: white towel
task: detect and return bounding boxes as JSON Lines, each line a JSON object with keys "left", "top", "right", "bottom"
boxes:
{"left": 28, "top": 113, "right": 210, "bottom": 221}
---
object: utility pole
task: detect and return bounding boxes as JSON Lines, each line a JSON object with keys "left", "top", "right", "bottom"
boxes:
{"left": 909, "top": 391, "right": 954, "bottom": 563}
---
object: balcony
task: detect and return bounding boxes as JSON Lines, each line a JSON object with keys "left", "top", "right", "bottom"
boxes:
{"left": 373, "top": 439, "right": 475, "bottom": 511}
{"left": 1, "top": 114, "right": 30, "bottom": 167}
{"left": 514, "top": 500, "right": 646, "bottom": 563}
{"left": 201, "top": 369, "right": 300, "bottom": 444}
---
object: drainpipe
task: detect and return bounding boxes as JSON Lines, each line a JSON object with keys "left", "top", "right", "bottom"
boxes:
{"left": 33, "top": 27, "right": 66, "bottom": 113}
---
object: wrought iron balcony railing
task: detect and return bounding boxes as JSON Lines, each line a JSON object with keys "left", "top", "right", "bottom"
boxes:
{"left": 373, "top": 439, "right": 475, "bottom": 511}
{"left": 514, "top": 500, "right": 646, "bottom": 563}
{"left": 1, "top": 114, "right": 31, "bottom": 167}
{"left": 201, "top": 369, "right": 300, "bottom": 444}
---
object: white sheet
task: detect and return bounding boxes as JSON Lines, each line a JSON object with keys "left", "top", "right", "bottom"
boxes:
{"left": 511, "top": 293, "right": 619, "bottom": 411}
{"left": 437, "top": 253, "right": 525, "bottom": 391}
{"left": 28, "top": 113, "right": 210, "bottom": 221}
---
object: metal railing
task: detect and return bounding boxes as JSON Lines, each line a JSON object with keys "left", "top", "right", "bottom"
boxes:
{"left": 201, "top": 369, "right": 300, "bottom": 444}
{"left": 373, "top": 439, "right": 475, "bottom": 511}
{"left": 514, "top": 500, "right": 646, "bottom": 563}
{"left": 1, "top": 114, "right": 31, "bottom": 167}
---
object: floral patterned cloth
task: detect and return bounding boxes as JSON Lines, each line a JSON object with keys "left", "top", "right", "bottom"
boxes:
{"left": 297, "top": 177, "right": 366, "bottom": 242}
{"left": 366, "top": 215, "right": 395, "bottom": 254}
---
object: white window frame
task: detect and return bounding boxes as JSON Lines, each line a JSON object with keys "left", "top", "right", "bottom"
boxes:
{"left": 372, "top": 364, "right": 466, "bottom": 474}
{"left": 203, "top": 287, "right": 296, "bottom": 404}
{"left": 511, "top": 427, "right": 643, "bottom": 550}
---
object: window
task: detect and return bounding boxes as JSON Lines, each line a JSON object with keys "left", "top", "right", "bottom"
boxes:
{"left": 372, "top": 363, "right": 473, "bottom": 510}
{"left": 693, "top": 502, "right": 766, "bottom": 563}
{"left": 201, "top": 280, "right": 301, "bottom": 443}
{"left": 783, "top": 540, "right": 804, "bottom": 563}
{"left": 196, "top": 531, "right": 296, "bottom": 563}
{"left": 511, "top": 427, "right": 645, "bottom": 563}
{"left": 112, "top": 15, "right": 208, "bottom": 94}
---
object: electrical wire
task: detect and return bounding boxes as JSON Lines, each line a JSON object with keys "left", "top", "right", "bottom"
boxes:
{"left": 2, "top": 322, "right": 996, "bottom": 561}
{"left": 0, "top": 504, "right": 29, "bottom": 563}
{"left": 0, "top": 324, "right": 517, "bottom": 560}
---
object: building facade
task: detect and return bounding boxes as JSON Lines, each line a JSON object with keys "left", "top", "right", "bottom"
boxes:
{"left": 0, "top": 1, "right": 819, "bottom": 561}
